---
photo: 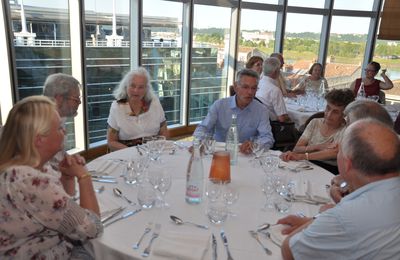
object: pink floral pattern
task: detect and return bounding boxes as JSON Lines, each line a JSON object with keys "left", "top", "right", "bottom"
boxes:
{"left": 0, "top": 165, "right": 102, "bottom": 259}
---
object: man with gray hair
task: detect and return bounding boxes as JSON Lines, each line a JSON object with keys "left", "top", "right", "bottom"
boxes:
{"left": 43, "top": 73, "right": 83, "bottom": 170}
{"left": 194, "top": 69, "right": 274, "bottom": 154}
{"left": 278, "top": 118, "right": 400, "bottom": 259}
{"left": 344, "top": 99, "right": 393, "bottom": 127}
{"left": 43, "top": 73, "right": 82, "bottom": 118}
{"left": 327, "top": 99, "right": 394, "bottom": 203}
{"left": 256, "top": 57, "right": 290, "bottom": 122}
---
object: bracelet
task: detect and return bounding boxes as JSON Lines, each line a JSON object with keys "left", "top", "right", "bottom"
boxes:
{"left": 305, "top": 152, "right": 309, "bottom": 160}
{"left": 77, "top": 173, "right": 91, "bottom": 182}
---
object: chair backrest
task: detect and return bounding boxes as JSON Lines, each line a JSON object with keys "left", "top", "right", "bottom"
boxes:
{"left": 298, "top": 111, "right": 325, "bottom": 134}
{"left": 394, "top": 113, "right": 400, "bottom": 135}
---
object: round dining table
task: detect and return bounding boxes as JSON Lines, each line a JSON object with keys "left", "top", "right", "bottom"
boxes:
{"left": 87, "top": 142, "right": 334, "bottom": 260}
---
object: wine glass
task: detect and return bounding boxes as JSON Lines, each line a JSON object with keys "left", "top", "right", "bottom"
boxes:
{"left": 249, "top": 137, "right": 265, "bottom": 167}
{"left": 260, "top": 155, "right": 280, "bottom": 175}
{"left": 205, "top": 179, "right": 222, "bottom": 203}
{"left": 203, "top": 134, "right": 216, "bottom": 157}
{"left": 222, "top": 182, "right": 239, "bottom": 217}
{"left": 156, "top": 171, "right": 172, "bottom": 208}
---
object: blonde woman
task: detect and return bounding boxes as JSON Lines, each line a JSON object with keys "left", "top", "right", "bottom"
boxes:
{"left": 0, "top": 96, "right": 102, "bottom": 259}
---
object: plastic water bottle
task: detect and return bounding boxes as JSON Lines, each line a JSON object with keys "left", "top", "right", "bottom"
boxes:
{"left": 185, "top": 139, "right": 204, "bottom": 204}
{"left": 356, "top": 82, "right": 366, "bottom": 100}
{"left": 225, "top": 113, "right": 238, "bottom": 165}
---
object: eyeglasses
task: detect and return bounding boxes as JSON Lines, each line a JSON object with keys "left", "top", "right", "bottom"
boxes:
{"left": 364, "top": 68, "right": 377, "bottom": 72}
{"left": 67, "top": 96, "right": 81, "bottom": 103}
{"left": 239, "top": 85, "right": 259, "bottom": 92}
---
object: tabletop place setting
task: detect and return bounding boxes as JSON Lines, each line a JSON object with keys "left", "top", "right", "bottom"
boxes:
{"left": 85, "top": 137, "right": 334, "bottom": 260}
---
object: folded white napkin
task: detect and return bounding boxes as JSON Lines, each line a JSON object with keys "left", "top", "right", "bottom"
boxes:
{"left": 268, "top": 224, "right": 288, "bottom": 246}
{"left": 163, "top": 140, "right": 175, "bottom": 151}
{"left": 291, "top": 178, "right": 330, "bottom": 203}
{"left": 89, "top": 160, "right": 121, "bottom": 175}
{"left": 97, "top": 194, "right": 122, "bottom": 218}
{"left": 153, "top": 231, "right": 210, "bottom": 260}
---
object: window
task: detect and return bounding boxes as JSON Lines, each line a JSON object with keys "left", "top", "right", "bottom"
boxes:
{"left": 8, "top": 0, "right": 76, "bottom": 149}
{"left": 334, "top": 0, "right": 375, "bottom": 11}
{"left": 84, "top": 0, "right": 130, "bottom": 146}
{"left": 190, "top": 4, "right": 232, "bottom": 124}
{"left": 142, "top": 0, "right": 183, "bottom": 126}
{"left": 242, "top": 0, "right": 278, "bottom": 4}
{"left": 326, "top": 16, "right": 370, "bottom": 89}
{"left": 238, "top": 9, "right": 277, "bottom": 69}
{"left": 374, "top": 39, "right": 400, "bottom": 100}
{"left": 288, "top": 0, "right": 325, "bottom": 8}
{"left": 283, "top": 13, "right": 323, "bottom": 88}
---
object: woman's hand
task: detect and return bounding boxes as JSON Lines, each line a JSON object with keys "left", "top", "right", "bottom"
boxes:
{"left": 59, "top": 154, "right": 87, "bottom": 179}
{"left": 280, "top": 151, "right": 304, "bottom": 161}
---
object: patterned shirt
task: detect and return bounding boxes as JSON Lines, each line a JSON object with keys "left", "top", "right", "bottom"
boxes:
{"left": 0, "top": 164, "right": 102, "bottom": 259}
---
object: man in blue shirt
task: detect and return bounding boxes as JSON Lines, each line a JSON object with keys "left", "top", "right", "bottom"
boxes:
{"left": 194, "top": 69, "right": 274, "bottom": 154}
{"left": 278, "top": 118, "right": 400, "bottom": 260}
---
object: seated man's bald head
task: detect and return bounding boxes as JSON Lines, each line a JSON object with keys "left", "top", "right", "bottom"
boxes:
{"left": 341, "top": 118, "right": 400, "bottom": 176}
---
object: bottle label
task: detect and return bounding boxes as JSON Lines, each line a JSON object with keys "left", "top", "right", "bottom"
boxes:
{"left": 186, "top": 184, "right": 200, "bottom": 198}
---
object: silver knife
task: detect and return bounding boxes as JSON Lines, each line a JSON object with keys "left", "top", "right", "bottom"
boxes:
{"left": 91, "top": 175, "right": 116, "bottom": 179}
{"left": 92, "top": 179, "right": 118, "bottom": 183}
{"left": 220, "top": 229, "right": 234, "bottom": 260}
{"left": 212, "top": 234, "right": 217, "bottom": 260}
{"left": 101, "top": 206, "right": 125, "bottom": 223}
{"left": 104, "top": 208, "right": 142, "bottom": 227}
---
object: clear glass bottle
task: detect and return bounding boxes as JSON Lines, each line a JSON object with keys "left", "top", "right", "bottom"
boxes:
{"left": 185, "top": 139, "right": 204, "bottom": 204}
{"left": 318, "top": 80, "right": 326, "bottom": 97}
{"left": 356, "top": 82, "right": 366, "bottom": 100}
{"left": 225, "top": 113, "right": 238, "bottom": 165}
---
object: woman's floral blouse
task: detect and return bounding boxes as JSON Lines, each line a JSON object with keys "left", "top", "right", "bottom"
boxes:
{"left": 0, "top": 165, "right": 103, "bottom": 259}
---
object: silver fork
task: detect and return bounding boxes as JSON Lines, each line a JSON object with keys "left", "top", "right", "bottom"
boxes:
{"left": 264, "top": 231, "right": 282, "bottom": 248}
{"left": 142, "top": 223, "right": 161, "bottom": 257}
{"left": 133, "top": 222, "right": 152, "bottom": 249}
{"left": 249, "top": 230, "right": 272, "bottom": 255}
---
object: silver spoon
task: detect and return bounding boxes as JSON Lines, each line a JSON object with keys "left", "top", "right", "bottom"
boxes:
{"left": 170, "top": 215, "right": 208, "bottom": 229}
{"left": 113, "top": 188, "right": 135, "bottom": 205}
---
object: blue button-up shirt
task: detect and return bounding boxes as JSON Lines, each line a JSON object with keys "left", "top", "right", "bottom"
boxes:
{"left": 194, "top": 96, "right": 274, "bottom": 148}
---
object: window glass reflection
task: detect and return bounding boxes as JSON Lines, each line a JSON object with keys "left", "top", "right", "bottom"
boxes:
{"left": 238, "top": 9, "right": 277, "bottom": 70}
{"left": 190, "top": 5, "right": 231, "bottom": 124}
{"left": 326, "top": 16, "right": 370, "bottom": 89}
{"left": 283, "top": 13, "right": 322, "bottom": 88}
{"left": 374, "top": 39, "right": 400, "bottom": 100}
{"left": 84, "top": 0, "right": 130, "bottom": 146}
{"left": 142, "top": 0, "right": 183, "bottom": 127}
{"left": 9, "top": 0, "right": 75, "bottom": 149}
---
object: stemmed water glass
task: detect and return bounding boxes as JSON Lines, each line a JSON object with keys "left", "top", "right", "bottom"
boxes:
{"left": 222, "top": 182, "right": 239, "bottom": 217}
{"left": 203, "top": 134, "right": 216, "bottom": 158}
{"left": 156, "top": 171, "right": 172, "bottom": 208}
{"left": 249, "top": 137, "right": 265, "bottom": 167}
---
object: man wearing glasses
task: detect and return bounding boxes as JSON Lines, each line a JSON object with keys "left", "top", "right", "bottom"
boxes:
{"left": 43, "top": 73, "right": 82, "bottom": 118}
{"left": 43, "top": 73, "right": 84, "bottom": 170}
{"left": 193, "top": 69, "right": 274, "bottom": 154}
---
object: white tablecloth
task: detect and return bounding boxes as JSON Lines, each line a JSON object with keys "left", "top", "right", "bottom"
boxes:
{"left": 87, "top": 144, "right": 334, "bottom": 260}
{"left": 286, "top": 103, "right": 320, "bottom": 129}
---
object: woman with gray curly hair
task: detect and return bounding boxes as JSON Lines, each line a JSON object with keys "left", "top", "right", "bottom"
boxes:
{"left": 107, "top": 67, "right": 168, "bottom": 151}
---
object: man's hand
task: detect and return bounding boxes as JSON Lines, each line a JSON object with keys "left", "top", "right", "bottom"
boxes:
{"left": 239, "top": 141, "right": 253, "bottom": 154}
{"left": 277, "top": 215, "right": 312, "bottom": 235}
